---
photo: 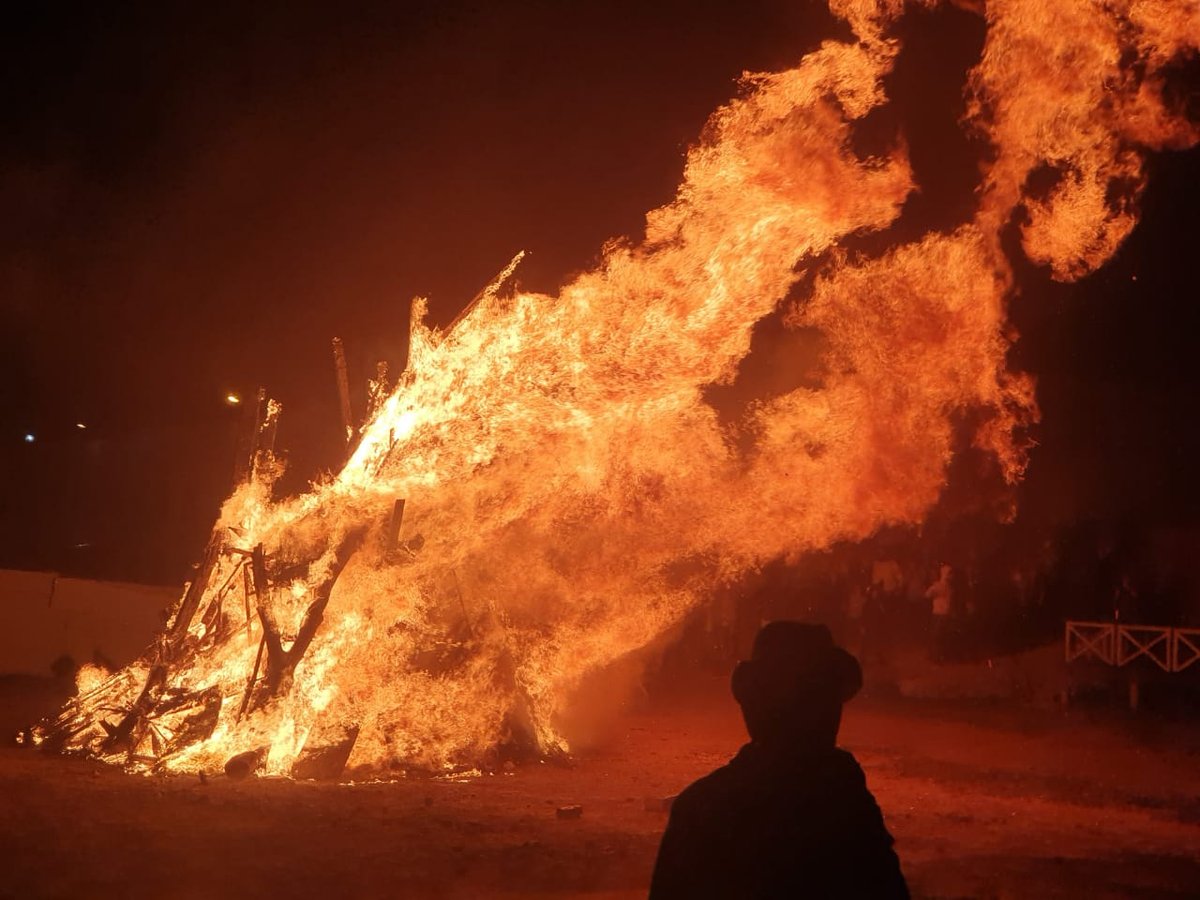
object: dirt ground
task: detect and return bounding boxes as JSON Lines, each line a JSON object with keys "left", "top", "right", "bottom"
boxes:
{"left": 2, "top": 677, "right": 1200, "bottom": 900}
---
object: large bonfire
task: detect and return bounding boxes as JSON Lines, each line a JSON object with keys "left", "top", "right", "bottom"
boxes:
{"left": 36, "top": 0, "right": 1199, "bottom": 776}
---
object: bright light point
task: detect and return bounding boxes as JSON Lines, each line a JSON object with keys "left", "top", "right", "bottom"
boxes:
{"left": 23, "top": 433, "right": 34, "bottom": 443}
{"left": 75, "top": 422, "right": 87, "bottom": 430}
{"left": 225, "top": 393, "right": 241, "bottom": 406}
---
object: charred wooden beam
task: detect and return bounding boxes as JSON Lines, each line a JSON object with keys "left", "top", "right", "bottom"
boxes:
{"left": 230, "top": 389, "right": 263, "bottom": 485}
{"left": 249, "top": 543, "right": 285, "bottom": 682}
{"left": 250, "top": 396, "right": 282, "bottom": 479}
{"left": 212, "top": 557, "right": 246, "bottom": 605}
{"left": 242, "top": 564, "right": 253, "bottom": 640}
{"left": 237, "top": 636, "right": 266, "bottom": 722}
{"left": 385, "top": 499, "right": 406, "bottom": 552}
{"left": 166, "top": 534, "right": 223, "bottom": 655}
{"left": 249, "top": 387, "right": 265, "bottom": 459}
{"left": 332, "top": 337, "right": 354, "bottom": 445}
{"left": 443, "top": 251, "right": 525, "bottom": 337}
{"left": 229, "top": 387, "right": 285, "bottom": 485}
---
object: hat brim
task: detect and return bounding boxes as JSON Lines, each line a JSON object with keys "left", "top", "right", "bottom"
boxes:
{"left": 732, "top": 646, "right": 862, "bottom": 707}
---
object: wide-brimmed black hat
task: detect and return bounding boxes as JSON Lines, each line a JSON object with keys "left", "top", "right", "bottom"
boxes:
{"left": 731, "top": 621, "right": 862, "bottom": 709}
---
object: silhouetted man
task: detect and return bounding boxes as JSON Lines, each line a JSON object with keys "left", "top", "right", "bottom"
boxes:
{"left": 650, "top": 621, "right": 909, "bottom": 899}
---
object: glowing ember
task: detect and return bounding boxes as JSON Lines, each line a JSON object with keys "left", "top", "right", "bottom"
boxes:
{"left": 35, "top": 0, "right": 1200, "bottom": 775}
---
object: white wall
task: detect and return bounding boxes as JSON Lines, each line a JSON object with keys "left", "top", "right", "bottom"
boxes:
{"left": 0, "top": 569, "right": 178, "bottom": 676}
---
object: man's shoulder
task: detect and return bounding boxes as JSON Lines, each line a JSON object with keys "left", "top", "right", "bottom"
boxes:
{"left": 670, "top": 751, "right": 750, "bottom": 816}
{"left": 675, "top": 743, "right": 869, "bottom": 789}
{"left": 674, "top": 758, "right": 737, "bottom": 802}
{"left": 827, "top": 746, "right": 869, "bottom": 782}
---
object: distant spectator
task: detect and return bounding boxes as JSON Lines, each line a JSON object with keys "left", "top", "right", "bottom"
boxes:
{"left": 925, "top": 564, "right": 953, "bottom": 660}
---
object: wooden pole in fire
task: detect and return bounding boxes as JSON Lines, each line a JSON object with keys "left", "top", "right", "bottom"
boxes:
{"left": 385, "top": 498, "right": 405, "bottom": 552}
{"left": 332, "top": 337, "right": 354, "bottom": 447}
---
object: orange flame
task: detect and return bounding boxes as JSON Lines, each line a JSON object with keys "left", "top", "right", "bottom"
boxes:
{"left": 40, "top": 0, "right": 1200, "bottom": 774}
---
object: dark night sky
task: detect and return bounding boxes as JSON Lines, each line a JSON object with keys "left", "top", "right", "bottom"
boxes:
{"left": 2, "top": 1, "right": 1198, "bottom": 584}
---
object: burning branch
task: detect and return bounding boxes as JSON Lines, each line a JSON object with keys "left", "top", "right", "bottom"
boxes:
{"left": 246, "top": 526, "right": 369, "bottom": 705}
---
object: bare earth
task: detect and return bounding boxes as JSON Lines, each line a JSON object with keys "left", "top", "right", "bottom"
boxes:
{"left": 2, "top": 679, "right": 1199, "bottom": 900}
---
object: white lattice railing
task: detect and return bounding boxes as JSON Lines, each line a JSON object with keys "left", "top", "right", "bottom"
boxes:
{"left": 1065, "top": 622, "right": 1199, "bottom": 673}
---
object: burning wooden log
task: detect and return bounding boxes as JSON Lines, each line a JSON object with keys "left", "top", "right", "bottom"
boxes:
{"left": 224, "top": 747, "right": 268, "bottom": 779}
{"left": 290, "top": 720, "right": 360, "bottom": 781}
